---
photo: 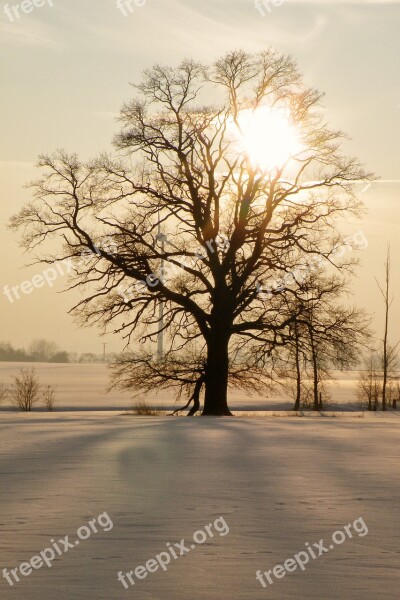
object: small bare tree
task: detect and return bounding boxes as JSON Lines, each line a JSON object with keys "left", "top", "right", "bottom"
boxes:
{"left": 357, "top": 354, "right": 382, "bottom": 411}
{"left": 380, "top": 342, "right": 399, "bottom": 408}
{"left": 42, "top": 385, "right": 56, "bottom": 411}
{"left": 10, "top": 368, "right": 41, "bottom": 412}
{"left": 386, "top": 381, "right": 395, "bottom": 410}
{"left": 275, "top": 269, "right": 370, "bottom": 411}
{"left": 375, "top": 246, "right": 399, "bottom": 410}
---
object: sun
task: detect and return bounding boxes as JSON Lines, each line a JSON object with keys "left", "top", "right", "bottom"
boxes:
{"left": 232, "top": 106, "right": 303, "bottom": 173}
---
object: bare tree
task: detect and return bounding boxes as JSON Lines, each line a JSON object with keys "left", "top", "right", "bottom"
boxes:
{"left": 284, "top": 319, "right": 304, "bottom": 411}
{"left": 42, "top": 385, "right": 56, "bottom": 411}
{"left": 304, "top": 306, "right": 370, "bottom": 411}
{"left": 375, "top": 246, "right": 398, "bottom": 410}
{"left": 379, "top": 342, "right": 399, "bottom": 408}
{"left": 79, "top": 353, "right": 96, "bottom": 364}
{"left": 28, "top": 339, "right": 58, "bottom": 362}
{"left": 11, "top": 49, "right": 371, "bottom": 415}
{"left": 273, "top": 270, "right": 370, "bottom": 410}
{"left": 9, "top": 368, "right": 41, "bottom": 412}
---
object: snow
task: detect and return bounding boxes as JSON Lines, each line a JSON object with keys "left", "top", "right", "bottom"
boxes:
{"left": 1, "top": 412, "right": 399, "bottom": 599}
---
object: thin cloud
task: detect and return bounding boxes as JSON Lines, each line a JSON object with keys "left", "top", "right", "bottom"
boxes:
{"left": 91, "top": 111, "right": 119, "bottom": 120}
{"left": 0, "top": 161, "right": 35, "bottom": 168}
{"left": 0, "top": 19, "right": 62, "bottom": 48}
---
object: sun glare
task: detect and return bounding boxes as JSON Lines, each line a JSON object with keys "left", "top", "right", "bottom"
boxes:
{"left": 232, "top": 106, "right": 303, "bottom": 173}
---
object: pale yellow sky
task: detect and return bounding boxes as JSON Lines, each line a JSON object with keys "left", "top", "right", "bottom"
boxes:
{"left": 1, "top": 0, "right": 399, "bottom": 353}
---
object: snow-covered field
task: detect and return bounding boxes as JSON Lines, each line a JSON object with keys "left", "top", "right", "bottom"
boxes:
{"left": 1, "top": 363, "right": 399, "bottom": 598}
{"left": 0, "top": 362, "right": 364, "bottom": 412}
{"left": 1, "top": 413, "right": 399, "bottom": 599}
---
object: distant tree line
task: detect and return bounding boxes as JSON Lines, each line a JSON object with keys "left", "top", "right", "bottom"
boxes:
{"left": 0, "top": 339, "right": 69, "bottom": 363}
{"left": 0, "top": 340, "right": 111, "bottom": 364}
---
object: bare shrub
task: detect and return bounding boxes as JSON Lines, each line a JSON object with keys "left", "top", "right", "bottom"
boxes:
{"left": 393, "top": 380, "right": 400, "bottom": 409}
{"left": 42, "top": 385, "right": 56, "bottom": 411}
{"left": 9, "top": 368, "right": 41, "bottom": 412}
{"left": 357, "top": 355, "right": 382, "bottom": 411}
{"left": 293, "top": 380, "right": 331, "bottom": 411}
{"left": 132, "top": 400, "right": 159, "bottom": 416}
{"left": 279, "top": 374, "right": 332, "bottom": 412}
{"left": 278, "top": 374, "right": 311, "bottom": 411}
{"left": 0, "top": 383, "right": 8, "bottom": 404}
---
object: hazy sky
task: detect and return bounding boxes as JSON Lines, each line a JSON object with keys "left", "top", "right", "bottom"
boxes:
{"left": 1, "top": 0, "right": 399, "bottom": 354}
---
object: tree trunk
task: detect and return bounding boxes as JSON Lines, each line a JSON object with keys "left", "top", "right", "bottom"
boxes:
{"left": 202, "top": 333, "right": 232, "bottom": 416}
{"left": 293, "top": 324, "right": 301, "bottom": 411}
{"left": 373, "top": 387, "right": 379, "bottom": 411}
{"left": 188, "top": 377, "right": 203, "bottom": 416}
{"left": 308, "top": 325, "right": 319, "bottom": 411}
{"left": 382, "top": 341, "right": 388, "bottom": 411}
{"left": 379, "top": 246, "right": 391, "bottom": 411}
